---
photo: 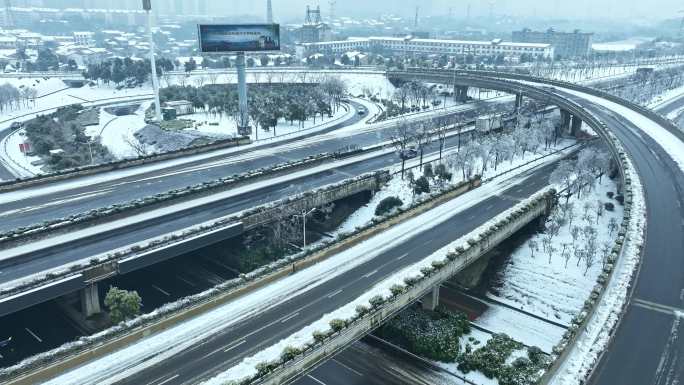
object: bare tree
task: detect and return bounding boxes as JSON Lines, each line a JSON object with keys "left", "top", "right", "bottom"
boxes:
{"left": 608, "top": 217, "right": 619, "bottom": 237}
{"left": 390, "top": 120, "right": 415, "bottom": 179}
{"left": 208, "top": 72, "right": 219, "bottom": 86}
{"left": 123, "top": 135, "right": 150, "bottom": 157}
{"left": 528, "top": 240, "right": 538, "bottom": 258}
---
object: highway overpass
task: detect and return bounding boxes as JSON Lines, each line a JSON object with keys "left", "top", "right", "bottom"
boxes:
{"left": 3, "top": 69, "right": 680, "bottom": 385}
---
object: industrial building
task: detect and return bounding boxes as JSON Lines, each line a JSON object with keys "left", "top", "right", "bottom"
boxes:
{"left": 512, "top": 28, "right": 593, "bottom": 58}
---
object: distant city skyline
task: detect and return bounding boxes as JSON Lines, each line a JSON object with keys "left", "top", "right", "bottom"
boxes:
{"left": 14, "top": 0, "right": 682, "bottom": 22}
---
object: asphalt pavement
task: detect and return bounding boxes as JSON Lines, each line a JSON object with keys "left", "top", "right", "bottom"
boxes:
{"left": 0, "top": 102, "right": 490, "bottom": 233}
{"left": 558, "top": 95, "right": 684, "bottom": 385}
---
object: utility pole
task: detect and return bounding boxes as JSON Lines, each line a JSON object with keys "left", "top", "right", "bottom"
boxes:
{"left": 236, "top": 52, "right": 251, "bottom": 137}
{"left": 266, "top": 0, "right": 273, "bottom": 24}
{"left": 3, "top": 0, "right": 14, "bottom": 28}
{"left": 414, "top": 6, "right": 419, "bottom": 29}
{"left": 143, "top": 0, "right": 162, "bottom": 123}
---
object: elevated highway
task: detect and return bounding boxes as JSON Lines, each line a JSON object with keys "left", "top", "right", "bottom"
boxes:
{"left": 4, "top": 69, "right": 681, "bottom": 385}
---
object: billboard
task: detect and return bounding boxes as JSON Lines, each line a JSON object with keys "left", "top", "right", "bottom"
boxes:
{"left": 198, "top": 24, "right": 280, "bottom": 53}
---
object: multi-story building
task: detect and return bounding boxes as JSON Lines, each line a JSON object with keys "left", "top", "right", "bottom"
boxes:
{"left": 73, "top": 31, "right": 95, "bottom": 47}
{"left": 301, "top": 36, "right": 554, "bottom": 60}
{"left": 512, "top": 28, "right": 593, "bottom": 58}
{"left": 299, "top": 5, "right": 331, "bottom": 43}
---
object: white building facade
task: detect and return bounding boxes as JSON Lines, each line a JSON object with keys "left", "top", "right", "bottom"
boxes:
{"left": 302, "top": 37, "right": 554, "bottom": 60}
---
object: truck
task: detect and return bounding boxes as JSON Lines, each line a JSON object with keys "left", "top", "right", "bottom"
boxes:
{"left": 476, "top": 114, "right": 503, "bottom": 133}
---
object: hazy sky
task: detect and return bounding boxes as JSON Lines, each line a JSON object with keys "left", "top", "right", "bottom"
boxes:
{"left": 228, "top": 0, "right": 680, "bottom": 22}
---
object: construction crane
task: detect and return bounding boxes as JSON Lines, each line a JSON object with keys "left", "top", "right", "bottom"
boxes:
{"left": 3, "top": 0, "right": 14, "bottom": 28}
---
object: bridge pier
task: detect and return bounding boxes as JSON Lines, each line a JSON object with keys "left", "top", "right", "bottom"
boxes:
{"left": 571, "top": 115, "right": 583, "bottom": 136}
{"left": 560, "top": 110, "right": 583, "bottom": 136}
{"left": 515, "top": 93, "right": 524, "bottom": 112}
{"left": 454, "top": 86, "right": 469, "bottom": 103}
{"left": 80, "top": 283, "right": 101, "bottom": 318}
{"left": 421, "top": 286, "right": 440, "bottom": 311}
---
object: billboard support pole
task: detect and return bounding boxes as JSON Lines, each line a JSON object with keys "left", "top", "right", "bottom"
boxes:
{"left": 145, "top": 1, "right": 162, "bottom": 123}
{"left": 236, "top": 51, "right": 251, "bottom": 137}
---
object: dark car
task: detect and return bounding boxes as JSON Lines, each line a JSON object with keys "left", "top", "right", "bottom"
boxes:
{"left": 399, "top": 148, "right": 418, "bottom": 160}
{"left": 9, "top": 122, "right": 22, "bottom": 131}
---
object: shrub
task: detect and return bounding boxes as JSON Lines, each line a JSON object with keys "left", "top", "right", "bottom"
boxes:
{"left": 389, "top": 284, "right": 405, "bottom": 296}
{"left": 423, "top": 163, "right": 434, "bottom": 179}
{"left": 375, "top": 196, "right": 403, "bottom": 216}
{"left": 312, "top": 330, "right": 327, "bottom": 343}
{"left": 104, "top": 286, "right": 142, "bottom": 324}
{"left": 434, "top": 163, "right": 453, "bottom": 181}
{"left": 376, "top": 306, "right": 470, "bottom": 362}
{"left": 369, "top": 295, "right": 385, "bottom": 308}
{"left": 604, "top": 202, "right": 615, "bottom": 211}
{"left": 329, "top": 319, "right": 347, "bottom": 332}
{"left": 280, "top": 346, "right": 302, "bottom": 362}
{"left": 615, "top": 194, "right": 625, "bottom": 205}
{"left": 414, "top": 176, "right": 430, "bottom": 195}
{"left": 607, "top": 192, "right": 615, "bottom": 199}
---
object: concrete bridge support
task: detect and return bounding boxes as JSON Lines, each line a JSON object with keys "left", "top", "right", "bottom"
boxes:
{"left": 80, "top": 283, "right": 101, "bottom": 318}
{"left": 560, "top": 109, "right": 583, "bottom": 136}
{"left": 515, "top": 93, "right": 524, "bottom": 112}
{"left": 571, "top": 115, "right": 583, "bottom": 136}
{"left": 421, "top": 286, "right": 440, "bottom": 311}
{"left": 454, "top": 86, "right": 469, "bottom": 103}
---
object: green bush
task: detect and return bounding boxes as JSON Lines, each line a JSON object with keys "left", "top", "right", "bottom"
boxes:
{"left": 104, "top": 286, "right": 142, "bottom": 324}
{"left": 423, "top": 163, "right": 434, "bottom": 178}
{"left": 414, "top": 176, "right": 430, "bottom": 195}
{"left": 375, "top": 196, "right": 403, "bottom": 216}
{"left": 376, "top": 306, "right": 470, "bottom": 362}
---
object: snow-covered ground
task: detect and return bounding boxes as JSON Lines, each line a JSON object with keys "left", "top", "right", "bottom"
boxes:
{"left": 2, "top": 128, "right": 44, "bottom": 177}
{"left": 184, "top": 104, "right": 350, "bottom": 141}
{"left": 34, "top": 149, "right": 565, "bottom": 385}
{"left": 488, "top": 180, "right": 623, "bottom": 326}
{"left": 84, "top": 102, "right": 152, "bottom": 159}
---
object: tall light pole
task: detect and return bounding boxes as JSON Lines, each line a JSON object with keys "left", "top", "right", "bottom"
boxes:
{"left": 298, "top": 208, "right": 317, "bottom": 248}
{"left": 143, "top": 0, "right": 162, "bottom": 123}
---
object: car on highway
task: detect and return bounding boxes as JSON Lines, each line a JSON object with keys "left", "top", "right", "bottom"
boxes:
{"left": 398, "top": 147, "right": 418, "bottom": 160}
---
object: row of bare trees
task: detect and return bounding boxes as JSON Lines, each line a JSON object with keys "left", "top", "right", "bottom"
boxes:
{"left": 0, "top": 83, "right": 37, "bottom": 113}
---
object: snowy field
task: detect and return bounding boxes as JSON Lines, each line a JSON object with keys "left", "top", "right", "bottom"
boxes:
{"left": 487, "top": 180, "right": 623, "bottom": 326}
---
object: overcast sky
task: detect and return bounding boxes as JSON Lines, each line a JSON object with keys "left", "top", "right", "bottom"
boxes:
{"left": 228, "top": 0, "right": 680, "bottom": 22}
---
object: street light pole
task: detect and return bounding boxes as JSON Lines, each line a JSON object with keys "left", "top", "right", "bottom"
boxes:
{"left": 143, "top": 0, "right": 162, "bottom": 123}
{"left": 301, "top": 208, "right": 316, "bottom": 248}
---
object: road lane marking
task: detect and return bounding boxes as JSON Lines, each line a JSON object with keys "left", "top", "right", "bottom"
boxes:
{"left": 280, "top": 312, "right": 300, "bottom": 324}
{"left": 332, "top": 358, "right": 362, "bottom": 376}
{"left": 327, "top": 289, "right": 343, "bottom": 298}
{"left": 24, "top": 328, "right": 42, "bottom": 343}
{"left": 307, "top": 375, "right": 327, "bottom": 385}
{"left": 468, "top": 214, "right": 476, "bottom": 220}
{"left": 363, "top": 269, "right": 378, "bottom": 278}
{"left": 485, "top": 204, "right": 494, "bottom": 211}
{"left": 634, "top": 299, "right": 684, "bottom": 317}
{"left": 155, "top": 374, "right": 180, "bottom": 385}
{"left": 176, "top": 276, "right": 196, "bottom": 287}
{"left": 223, "top": 339, "right": 247, "bottom": 353}
{"left": 151, "top": 285, "right": 170, "bottom": 296}
{"left": 397, "top": 252, "right": 409, "bottom": 261}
